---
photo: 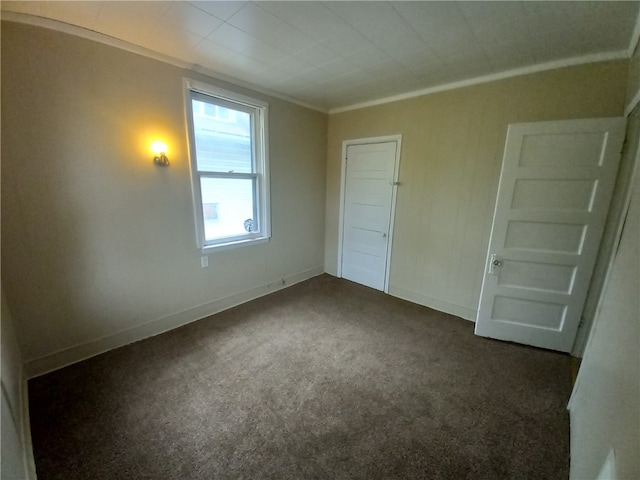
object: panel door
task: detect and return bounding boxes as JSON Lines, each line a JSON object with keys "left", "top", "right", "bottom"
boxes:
{"left": 475, "top": 117, "right": 626, "bottom": 352}
{"left": 341, "top": 142, "right": 397, "bottom": 291}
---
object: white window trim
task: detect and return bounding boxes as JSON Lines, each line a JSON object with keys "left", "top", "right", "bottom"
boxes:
{"left": 183, "top": 78, "right": 270, "bottom": 252}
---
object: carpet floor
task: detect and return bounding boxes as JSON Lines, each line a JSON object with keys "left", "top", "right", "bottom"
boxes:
{"left": 28, "top": 274, "right": 572, "bottom": 479}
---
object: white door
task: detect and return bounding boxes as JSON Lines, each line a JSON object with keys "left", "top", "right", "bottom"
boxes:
{"left": 475, "top": 117, "right": 626, "bottom": 352}
{"left": 341, "top": 141, "right": 399, "bottom": 291}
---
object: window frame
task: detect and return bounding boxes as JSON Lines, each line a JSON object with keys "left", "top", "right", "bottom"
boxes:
{"left": 184, "top": 79, "right": 270, "bottom": 251}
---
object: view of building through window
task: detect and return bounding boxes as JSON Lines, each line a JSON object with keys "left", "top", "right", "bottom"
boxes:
{"left": 191, "top": 98, "right": 258, "bottom": 243}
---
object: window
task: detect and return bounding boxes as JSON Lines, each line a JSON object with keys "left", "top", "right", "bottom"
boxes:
{"left": 198, "top": 102, "right": 234, "bottom": 122}
{"left": 185, "top": 80, "right": 269, "bottom": 250}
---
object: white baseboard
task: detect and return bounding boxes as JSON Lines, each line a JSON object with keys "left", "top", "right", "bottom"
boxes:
{"left": 25, "top": 267, "right": 324, "bottom": 378}
{"left": 387, "top": 286, "right": 477, "bottom": 321}
{"left": 21, "top": 379, "right": 37, "bottom": 479}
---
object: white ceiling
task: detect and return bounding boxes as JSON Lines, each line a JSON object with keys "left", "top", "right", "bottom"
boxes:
{"left": 3, "top": 1, "right": 640, "bottom": 112}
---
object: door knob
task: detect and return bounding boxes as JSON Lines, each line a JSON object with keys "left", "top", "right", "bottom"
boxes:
{"left": 488, "top": 254, "right": 502, "bottom": 275}
{"left": 382, "top": 233, "right": 387, "bottom": 238}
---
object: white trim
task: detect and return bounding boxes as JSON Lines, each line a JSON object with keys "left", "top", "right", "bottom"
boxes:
{"left": 24, "top": 267, "right": 324, "bottom": 379}
{"left": 186, "top": 78, "right": 269, "bottom": 110}
{"left": 626, "top": 10, "right": 640, "bottom": 116}
{"left": 386, "top": 138, "right": 402, "bottom": 294}
{"left": 569, "top": 120, "right": 640, "bottom": 410}
{"left": 627, "top": 11, "right": 640, "bottom": 58}
{"left": 337, "top": 135, "right": 402, "bottom": 293}
{"left": 625, "top": 87, "right": 640, "bottom": 117}
{"left": 20, "top": 381, "right": 37, "bottom": 479}
{"left": 595, "top": 449, "right": 617, "bottom": 480}
{"left": 330, "top": 50, "right": 628, "bottom": 114}
{"left": 1, "top": 359, "right": 36, "bottom": 478}
{"left": 388, "top": 286, "right": 477, "bottom": 322}
{"left": 1, "top": 11, "right": 327, "bottom": 114}
{"left": 4, "top": 11, "right": 633, "bottom": 117}
{"left": 183, "top": 78, "right": 271, "bottom": 250}
{"left": 337, "top": 143, "right": 348, "bottom": 278}
{"left": 201, "top": 235, "right": 270, "bottom": 253}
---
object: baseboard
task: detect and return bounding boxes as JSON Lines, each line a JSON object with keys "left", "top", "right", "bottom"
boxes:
{"left": 387, "top": 286, "right": 477, "bottom": 321}
{"left": 21, "top": 378, "right": 37, "bottom": 479}
{"left": 24, "top": 267, "right": 324, "bottom": 379}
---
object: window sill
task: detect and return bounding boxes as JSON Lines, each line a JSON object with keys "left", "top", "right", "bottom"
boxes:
{"left": 201, "top": 236, "right": 270, "bottom": 253}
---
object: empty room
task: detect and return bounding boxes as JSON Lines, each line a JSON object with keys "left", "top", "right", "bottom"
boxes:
{"left": 1, "top": 2, "right": 639, "bottom": 479}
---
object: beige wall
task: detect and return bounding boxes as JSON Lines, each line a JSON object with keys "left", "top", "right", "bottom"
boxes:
{"left": 326, "top": 61, "right": 628, "bottom": 320}
{"left": 569, "top": 145, "right": 639, "bottom": 480}
{"left": 1, "top": 21, "right": 327, "bottom": 372}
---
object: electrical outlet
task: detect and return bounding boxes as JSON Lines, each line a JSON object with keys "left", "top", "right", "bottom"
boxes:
{"left": 201, "top": 256, "right": 209, "bottom": 268}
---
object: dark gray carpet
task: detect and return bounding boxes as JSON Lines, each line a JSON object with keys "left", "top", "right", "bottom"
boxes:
{"left": 28, "top": 274, "right": 572, "bottom": 479}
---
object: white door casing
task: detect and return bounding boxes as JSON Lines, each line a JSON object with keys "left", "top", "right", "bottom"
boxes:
{"left": 475, "top": 117, "right": 626, "bottom": 352}
{"left": 338, "top": 137, "right": 401, "bottom": 292}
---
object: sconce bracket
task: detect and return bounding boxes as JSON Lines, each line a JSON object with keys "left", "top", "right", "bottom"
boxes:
{"left": 154, "top": 154, "right": 170, "bottom": 167}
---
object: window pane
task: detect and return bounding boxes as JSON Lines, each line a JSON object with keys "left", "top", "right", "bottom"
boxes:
{"left": 200, "top": 177, "right": 257, "bottom": 241}
{"left": 192, "top": 99, "right": 253, "bottom": 173}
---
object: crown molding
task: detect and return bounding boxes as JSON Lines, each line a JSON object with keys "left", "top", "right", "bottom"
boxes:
{"left": 330, "top": 50, "right": 629, "bottom": 114}
{"left": 0, "top": 11, "right": 328, "bottom": 114}
{"left": 2, "top": 10, "right": 633, "bottom": 117}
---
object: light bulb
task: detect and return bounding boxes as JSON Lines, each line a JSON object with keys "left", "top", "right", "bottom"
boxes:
{"left": 151, "top": 141, "right": 168, "bottom": 155}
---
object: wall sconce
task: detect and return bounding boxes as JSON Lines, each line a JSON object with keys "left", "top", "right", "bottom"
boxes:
{"left": 151, "top": 141, "right": 169, "bottom": 167}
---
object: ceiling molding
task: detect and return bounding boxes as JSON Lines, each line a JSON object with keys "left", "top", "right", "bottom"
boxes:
{"left": 329, "top": 51, "right": 629, "bottom": 115}
{"left": 0, "top": 11, "right": 329, "bottom": 114}
{"left": 2, "top": 9, "right": 634, "bottom": 117}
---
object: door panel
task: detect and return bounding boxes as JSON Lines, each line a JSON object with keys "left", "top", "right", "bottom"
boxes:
{"left": 511, "top": 179, "right": 597, "bottom": 211}
{"left": 492, "top": 296, "right": 566, "bottom": 330}
{"left": 475, "top": 117, "right": 625, "bottom": 352}
{"left": 497, "top": 259, "right": 576, "bottom": 293}
{"left": 504, "top": 220, "right": 587, "bottom": 253}
{"left": 519, "top": 133, "right": 609, "bottom": 167}
{"left": 341, "top": 142, "right": 397, "bottom": 291}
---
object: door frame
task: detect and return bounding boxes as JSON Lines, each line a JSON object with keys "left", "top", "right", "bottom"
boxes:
{"left": 572, "top": 107, "right": 640, "bottom": 356}
{"left": 337, "top": 134, "right": 402, "bottom": 293}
